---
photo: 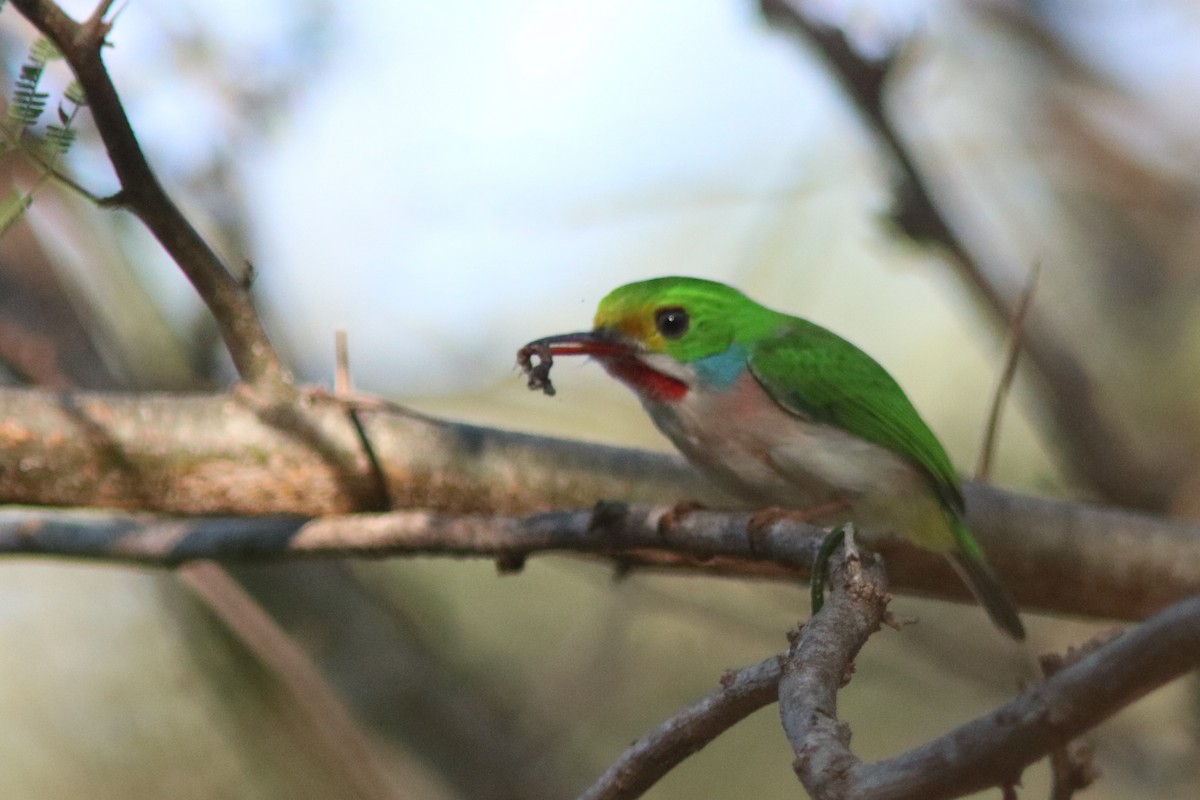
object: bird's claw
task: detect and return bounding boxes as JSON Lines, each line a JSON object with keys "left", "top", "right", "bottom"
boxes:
{"left": 657, "top": 501, "right": 706, "bottom": 536}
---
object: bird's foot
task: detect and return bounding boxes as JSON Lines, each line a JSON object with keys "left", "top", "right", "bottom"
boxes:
{"left": 746, "top": 500, "right": 850, "bottom": 558}
{"left": 656, "top": 501, "right": 707, "bottom": 536}
{"left": 747, "top": 500, "right": 848, "bottom": 532}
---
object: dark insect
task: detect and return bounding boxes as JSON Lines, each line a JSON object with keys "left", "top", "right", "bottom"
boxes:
{"left": 517, "top": 341, "right": 556, "bottom": 396}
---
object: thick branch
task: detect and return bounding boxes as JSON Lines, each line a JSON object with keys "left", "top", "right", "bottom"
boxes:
{"left": 0, "top": 385, "right": 1198, "bottom": 621}
{"left": 779, "top": 542, "right": 892, "bottom": 797}
{"left": 778, "top": 540, "right": 1200, "bottom": 799}
{"left": 8, "top": 0, "right": 289, "bottom": 391}
{"left": 0, "top": 387, "right": 714, "bottom": 515}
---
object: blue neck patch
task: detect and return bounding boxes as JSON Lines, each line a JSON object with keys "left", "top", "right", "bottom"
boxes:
{"left": 692, "top": 344, "right": 747, "bottom": 390}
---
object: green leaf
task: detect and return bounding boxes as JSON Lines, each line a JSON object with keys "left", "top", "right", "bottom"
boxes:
{"left": 64, "top": 81, "right": 86, "bottom": 107}
{"left": 0, "top": 188, "right": 33, "bottom": 238}
{"left": 9, "top": 63, "right": 48, "bottom": 127}
{"left": 29, "top": 37, "right": 62, "bottom": 66}
{"left": 44, "top": 123, "right": 77, "bottom": 156}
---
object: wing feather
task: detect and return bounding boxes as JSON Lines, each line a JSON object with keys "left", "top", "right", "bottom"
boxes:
{"left": 746, "top": 321, "right": 965, "bottom": 514}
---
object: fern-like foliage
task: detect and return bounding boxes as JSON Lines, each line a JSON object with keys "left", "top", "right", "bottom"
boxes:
{"left": 43, "top": 80, "right": 86, "bottom": 158}
{"left": 7, "top": 37, "right": 61, "bottom": 130}
{"left": 0, "top": 36, "right": 91, "bottom": 237}
{"left": 9, "top": 63, "right": 49, "bottom": 127}
{"left": 0, "top": 188, "right": 32, "bottom": 235}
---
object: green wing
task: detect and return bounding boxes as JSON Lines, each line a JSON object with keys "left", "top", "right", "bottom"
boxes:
{"left": 747, "top": 320, "right": 965, "bottom": 514}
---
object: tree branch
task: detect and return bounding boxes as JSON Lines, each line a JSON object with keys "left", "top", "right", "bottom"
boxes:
{"left": 7, "top": 0, "right": 290, "bottom": 392}
{"left": 577, "top": 654, "right": 784, "bottom": 800}
{"left": 0, "top": 487, "right": 1197, "bottom": 625}
{"left": 778, "top": 538, "right": 893, "bottom": 797}
{"left": 0, "top": 503, "right": 824, "bottom": 570}
{"left": 779, "top": 552, "right": 1200, "bottom": 799}
{"left": 180, "top": 562, "right": 404, "bottom": 800}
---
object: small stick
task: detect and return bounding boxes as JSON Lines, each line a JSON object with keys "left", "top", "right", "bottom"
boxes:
{"left": 976, "top": 264, "right": 1040, "bottom": 481}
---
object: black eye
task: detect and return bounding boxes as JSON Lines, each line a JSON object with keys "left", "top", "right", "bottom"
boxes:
{"left": 654, "top": 307, "right": 689, "bottom": 339}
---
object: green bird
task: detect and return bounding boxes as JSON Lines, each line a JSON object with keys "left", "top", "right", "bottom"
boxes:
{"left": 521, "top": 276, "right": 1024, "bottom": 639}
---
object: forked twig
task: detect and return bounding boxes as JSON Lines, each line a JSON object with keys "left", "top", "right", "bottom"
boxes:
{"left": 8, "top": 0, "right": 290, "bottom": 392}
{"left": 577, "top": 655, "right": 784, "bottom": 800}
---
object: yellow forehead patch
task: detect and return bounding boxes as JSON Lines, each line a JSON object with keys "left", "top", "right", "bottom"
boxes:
{"left": 593, "top": 306, "right": 666, "bottom": 352}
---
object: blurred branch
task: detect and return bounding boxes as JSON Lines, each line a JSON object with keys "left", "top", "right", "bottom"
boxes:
{"left": 975, "top": 264, "right": 1038, "bottom": 480}
{"left": 1, "top": 485, "right": 1198, "bottom": 623}
{"left": 757, "top": 0, "right": 1169, "bottom": 509}
{"left": 781, "top": 592, "right": 1200, "bottom": 799}
{"left": 180, "top": 562, "right": 404, "bottom": 800}
{"left": 7, "top": 0, "right": 290, "bottom": 392}
{"left": 234, "top": 560, "right": 582, "bottom": 800}
{"left": 578, "top": 654, "right": 784, "bottom": 800}
{"left": 0, "top": 316, "right": 71, "bottom": 386}
{"left": 578, "top": 534, "right": 1200, "bottom": 800}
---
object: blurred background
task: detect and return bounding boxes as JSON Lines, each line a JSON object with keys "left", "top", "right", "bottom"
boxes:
{"left": 0, "top": 0, "right": 1198, "bottom": 797}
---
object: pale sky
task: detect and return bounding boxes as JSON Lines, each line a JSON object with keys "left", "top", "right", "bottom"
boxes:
{"left": 245, "top": 0, "right": 867, "bottom": 394}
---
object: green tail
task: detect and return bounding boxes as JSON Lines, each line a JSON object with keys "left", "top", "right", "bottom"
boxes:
{"left": 947, "top": 552, "right": 1026, "bottom": 640}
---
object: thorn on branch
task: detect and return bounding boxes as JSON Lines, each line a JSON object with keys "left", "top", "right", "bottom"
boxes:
{"left": 82, "top": 0, "right": 122, "bottom": 48}
{"left": 589, "top": 500, "right": 630, "bottom": 535}
{"left": 785, "top": 625, "right": 803, "bottom": 647}
{"left": 494, "top": 553, "right": 526, "bottom": 574}
{"left": 241, "top": 259, "right": 257, "bottom": 290}
{"left": 97, "top": 189, "right": 128, "bottom": 207}
{"left": 329, "top": 331, "right": 392, "bottom": 511}
{"left": 609, "top": 557, "right": 634, "bottom": 581}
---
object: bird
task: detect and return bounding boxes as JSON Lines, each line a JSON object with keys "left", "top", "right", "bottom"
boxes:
{"left": 519, "top": 276, "right": 1024, "bottom": 639}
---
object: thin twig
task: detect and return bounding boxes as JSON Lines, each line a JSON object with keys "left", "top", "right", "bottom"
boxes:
{"left": 779, "top": 543, "right": 891, "bottom": 797}
{"left": 976, "top": 264, "right": 1039, "bottom": 480}
{"left": 577, "top": 654, "right": 784, "bottom": 800}
{"left": 334, "top": 330, "right": 351, "bottom": 395}
{"left": 0, "top": 503, "right": 825, "bottom": 572}
{"left": 8, "top": 0, "right": 290, "bottom": 392}
{"left": 332, "top": 331, "right": 392, "bottom": 509}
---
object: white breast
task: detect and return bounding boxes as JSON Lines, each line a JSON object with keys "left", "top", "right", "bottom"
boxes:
{"left": 641, "top": 367, "right": 941, "bottom": 543}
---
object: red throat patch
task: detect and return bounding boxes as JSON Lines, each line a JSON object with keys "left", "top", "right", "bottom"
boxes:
{"left": 601, "top": 357, "right": 688, "bottom": 403}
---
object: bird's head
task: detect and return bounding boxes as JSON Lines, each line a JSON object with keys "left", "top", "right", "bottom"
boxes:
{"left": 523, "top": 277, "right": 776, "bottom": 402}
